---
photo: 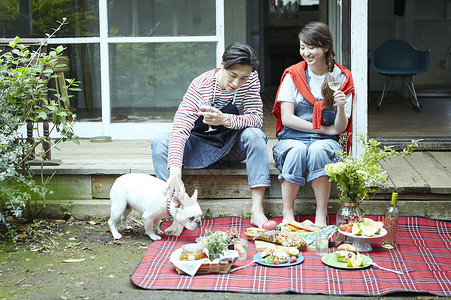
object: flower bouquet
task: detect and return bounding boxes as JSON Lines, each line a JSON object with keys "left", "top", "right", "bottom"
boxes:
{"left": 325, "top": 137, "right": 417, "bottom": 204}
{"left": 325, "top": 137, "right": 417, "bottom": 224}
{"left": 197, "top": 229, "right": 233, "bottom": 260}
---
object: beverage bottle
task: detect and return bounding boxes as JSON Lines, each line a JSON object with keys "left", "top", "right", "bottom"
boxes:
{"left": 382, "top": 192, "right": 399, "bottom": 249}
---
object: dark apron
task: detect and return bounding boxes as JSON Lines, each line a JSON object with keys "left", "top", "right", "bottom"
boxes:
{"left": 183, "top": 100, "right": 242, "bottom": 169}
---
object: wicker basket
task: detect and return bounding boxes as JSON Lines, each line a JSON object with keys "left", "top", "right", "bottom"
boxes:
{"left": 175, "top": 257, "right": 237, "bottom": 275}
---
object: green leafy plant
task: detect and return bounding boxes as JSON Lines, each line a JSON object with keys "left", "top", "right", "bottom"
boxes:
{"left": 198, "top": 230, "right": 231, "bottom": 261}
{"left": 60, "top": 201, "right": 72, "bottom": 220}
{"left": 0, "top": 19, "right": 79, "bottom": 238}
{"left": 325, "top": 137, "right": 418, "bottom": 204}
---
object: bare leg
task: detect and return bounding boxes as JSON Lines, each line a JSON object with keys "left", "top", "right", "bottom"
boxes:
{"left": 281, "top": 180, "right": 300, "bottom": 221}
{"left": 311, "top": 176, "right": 330, "bottom": 227}
{"left": 250, "top": 186, "right": 268, "bottom": 228}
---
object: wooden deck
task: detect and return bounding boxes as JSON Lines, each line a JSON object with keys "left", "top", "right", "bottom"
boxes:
{"left": 30, "top": 88, "right": 451, "bottom": 220}
{"left": 36, "top": 139, "right": 451, "bottom": 195}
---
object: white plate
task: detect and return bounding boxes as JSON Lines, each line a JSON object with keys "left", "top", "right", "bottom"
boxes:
{"left": 338, "top": 227, "right": 387, "bottom": 239}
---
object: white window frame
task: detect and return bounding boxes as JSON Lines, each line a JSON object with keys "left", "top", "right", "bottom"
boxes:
{"left": 28, "top": 0, "right": 225, "bottom": 140}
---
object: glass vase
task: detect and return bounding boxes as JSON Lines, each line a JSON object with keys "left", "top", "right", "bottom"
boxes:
{"left": 336, "top": 202, "right": 363, "bottom": 226}
{"left": 336, "top": 202, "right": 363, "bottom": 242}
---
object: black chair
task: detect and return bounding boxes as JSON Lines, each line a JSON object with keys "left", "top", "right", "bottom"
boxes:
{"left": 369, "top": 40, "right": 430, "bottom": 110}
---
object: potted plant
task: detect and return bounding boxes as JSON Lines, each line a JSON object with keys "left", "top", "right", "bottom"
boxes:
{"left": 324, "top": 136, "right": 417, "bottom": 226}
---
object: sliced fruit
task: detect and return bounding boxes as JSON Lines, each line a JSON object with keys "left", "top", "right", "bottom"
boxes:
{"left": 346, "top": 254, "right": 364, "bottom": 267}
{"left": 362, "top": 218, "right": 375, "bottom": 227}
{"left": 361, "top": 224, "right": 379, "bottom": 237}
{"left": 234, "top": 244, "right": 247, "bottom": 257}
{"left": 354, "top": 254, "right": 364, "bottom": 267}
{"left": 375, "top": 221, "right": 384, "bottom": 233}
{"left": 352, "top": 222, "right": 361, "bottom": 235}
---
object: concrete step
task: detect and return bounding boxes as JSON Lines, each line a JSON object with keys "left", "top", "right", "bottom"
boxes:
{"left": 34, "top": 197, "right": 450, "bottom": 222}
{"left": 32, "top": 168, "right": 451, "bottom": 221}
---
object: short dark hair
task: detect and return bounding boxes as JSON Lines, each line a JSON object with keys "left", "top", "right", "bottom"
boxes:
{"left": 222, "top": 42, "right": 259, "bottom": 71}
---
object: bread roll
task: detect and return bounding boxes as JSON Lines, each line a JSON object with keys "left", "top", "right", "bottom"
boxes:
{"left": 336, "top": 244, "right": 358, "bottom": 263}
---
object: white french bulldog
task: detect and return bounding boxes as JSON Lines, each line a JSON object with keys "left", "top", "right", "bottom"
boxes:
{"left": 108, "top": 173, "right": 202, "bottom": 241}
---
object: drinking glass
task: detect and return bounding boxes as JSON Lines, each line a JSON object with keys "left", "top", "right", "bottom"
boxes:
{"left": 200, "top": 98, "right": 216, "bottom": 132}
{"left": 327, "top": 72, "right": 342, "bottom": 92}
{"left": 233, "top": 238, "right": 248, "bottom": 260}
{"left": 315, "top": 232, "right": 329, "bottom": 256}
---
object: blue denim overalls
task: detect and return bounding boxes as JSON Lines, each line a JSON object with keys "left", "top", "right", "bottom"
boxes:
{"left": 272, "top": 68, "right": 344, "bottom": 186}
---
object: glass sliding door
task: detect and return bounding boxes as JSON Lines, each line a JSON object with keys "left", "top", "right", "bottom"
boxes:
{"left": 107, "top": 0, "right": 216, "bottom": 37}
{"left": 109, "top": 42, "right": 216, "bottom": 123}
{"left": 1, "top": 0, "right": 223, "bottom": 139}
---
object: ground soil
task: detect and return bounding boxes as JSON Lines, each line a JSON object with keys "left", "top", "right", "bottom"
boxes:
{"left": 0, "top": 218, "right": 442, "bottom": 300}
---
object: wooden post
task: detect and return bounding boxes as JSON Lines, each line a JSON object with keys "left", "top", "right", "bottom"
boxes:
{"left": 43, "top": 120, "right": 51, "bottom": 160}
{"left": 26, "top": 120, "right": 35, "bottom": 158}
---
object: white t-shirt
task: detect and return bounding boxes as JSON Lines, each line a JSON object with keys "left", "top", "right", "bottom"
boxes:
{"left": 277, "top": 66, "right": 352, "bottom": 118}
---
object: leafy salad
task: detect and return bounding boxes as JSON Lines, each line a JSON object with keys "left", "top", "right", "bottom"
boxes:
{"left": 261, "top": 248, "right": 298, "bottom": 265}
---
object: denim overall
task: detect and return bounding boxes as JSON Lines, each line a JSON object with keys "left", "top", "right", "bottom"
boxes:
{"left": 272, "top": 68, "right": 343, "bottom": 186}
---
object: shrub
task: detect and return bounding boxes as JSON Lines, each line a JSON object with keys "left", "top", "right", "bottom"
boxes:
{"left": 0, "top": 19, "right": 79, "bottom": 238}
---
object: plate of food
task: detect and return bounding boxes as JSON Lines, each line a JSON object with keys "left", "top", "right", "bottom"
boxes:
{"left": 338, "top": 218, "right": 387, "bottom": 239}
{"left": 321, "top": 244, "right": 372, "bottom": 269}
{"left": 253, "top": 246, "right": 304, "bottom": 267}
{"left": 338, "top": 227, "right": 387, "bottom": 239}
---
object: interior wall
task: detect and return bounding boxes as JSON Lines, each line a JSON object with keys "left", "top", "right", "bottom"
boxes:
{"left": 224, "top": 0, "right": 247, "bottom": 47}
{"left": 368, "top": 0, "right": 451, "bottom": 91}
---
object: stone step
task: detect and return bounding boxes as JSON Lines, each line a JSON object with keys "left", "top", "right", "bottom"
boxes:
{"left": 33, "top": 170, "right": 451, "bottom": 221}
{"left": 35, "top": 198, "right": 450, "bottom": 222}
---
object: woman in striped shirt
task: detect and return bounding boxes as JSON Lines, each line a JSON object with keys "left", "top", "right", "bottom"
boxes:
{"left": 152, "top": 42, "right": 270, "bottom": 228}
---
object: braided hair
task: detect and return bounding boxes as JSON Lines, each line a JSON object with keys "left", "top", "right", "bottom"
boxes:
{"left": 298, "top": 21, "right": 336, "bottom": 108}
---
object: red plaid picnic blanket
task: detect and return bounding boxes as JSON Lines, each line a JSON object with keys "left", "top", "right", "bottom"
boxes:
{"left": 130, "top": 216, "right": 451, "bottom": 296}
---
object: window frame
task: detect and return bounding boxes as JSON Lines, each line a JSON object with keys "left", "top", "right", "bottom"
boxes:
{"left": 43, "top": 0, "right": 225, "bottom": 139}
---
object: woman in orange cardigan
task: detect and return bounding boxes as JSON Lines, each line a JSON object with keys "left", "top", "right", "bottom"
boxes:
{"left": 272, "top": 21, "right": 355, "bottom": 227}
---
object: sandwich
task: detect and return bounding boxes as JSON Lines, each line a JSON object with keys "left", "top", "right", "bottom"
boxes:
{"left": 245, "top": 227, "right": 307, "bottom": 251}
{"left": 283, "top": 219, "right": 322, "bottom": 232}
{"left": 335, "top": 244, "right": 358, "bottom": 263}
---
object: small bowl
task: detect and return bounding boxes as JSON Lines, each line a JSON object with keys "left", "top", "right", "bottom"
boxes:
{"left": 179, "top": 243, "right": 207, "bottom": 261}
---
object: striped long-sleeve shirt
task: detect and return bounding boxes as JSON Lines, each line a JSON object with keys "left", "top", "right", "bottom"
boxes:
{"left": 167, "top": 68, "right": 263, "bottom": 169}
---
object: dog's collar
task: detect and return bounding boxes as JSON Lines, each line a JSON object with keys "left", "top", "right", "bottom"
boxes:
{"left": 166, "top": 198, "right": 172, "bottom": 217}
